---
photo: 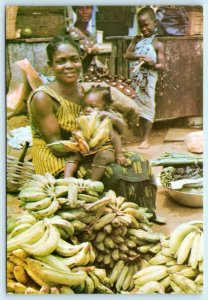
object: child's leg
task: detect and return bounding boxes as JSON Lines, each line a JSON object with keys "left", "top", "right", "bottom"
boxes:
{"left": 64, "top": 153, "right": 81, "bottom": 178}
{"left": 91, "top": 149, "right": 115, "bottom": 181}
{"left": 139, "top": 119, "right": 153, "bottom": 149}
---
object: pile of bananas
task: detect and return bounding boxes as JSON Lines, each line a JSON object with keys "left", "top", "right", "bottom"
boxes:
{"left": 130, "top": 220, "right": 203, "bottom": 294}
{"left": 7, "top": 174, "right": 203, "bottom": 294}
{"left": 47, "top": 111, "right": 112, "bottom": 154}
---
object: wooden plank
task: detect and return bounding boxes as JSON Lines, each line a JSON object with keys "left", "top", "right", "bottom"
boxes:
{"left": 117, "top": 39, "right": 123, "bottom": 76}
{"left": 109, "top": 41, "right": 117, "bottom": 75}
{"left": 164, "top": 128, "right": 200, "bottom": 142}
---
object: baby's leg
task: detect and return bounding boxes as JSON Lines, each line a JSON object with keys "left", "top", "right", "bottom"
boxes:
{"left": 91, "top": 149, "right": 115, "bottom": 181}
{"left": 64, "top": 153, "right": 82, "bottom": 178}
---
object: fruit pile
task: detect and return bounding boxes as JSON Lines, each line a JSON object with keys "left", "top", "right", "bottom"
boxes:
{"left": 7, "top": 174, "right": 203, "bottom": 294}
{"left": 47, "top": 111, "right": 112, "bottom": 154}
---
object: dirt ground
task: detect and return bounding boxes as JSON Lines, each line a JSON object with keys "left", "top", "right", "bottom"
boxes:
{"left": 7, "top": 115, "right": 203, "bottom": 236}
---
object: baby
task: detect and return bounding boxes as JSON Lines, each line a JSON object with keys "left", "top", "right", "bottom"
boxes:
{"left": 64, "top": 85, "right": 128, "bottom": 180}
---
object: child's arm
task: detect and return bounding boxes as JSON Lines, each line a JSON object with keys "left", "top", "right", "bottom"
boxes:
{"left": 110, "top": 129, "right": 127, "bottom": 165}
{"left": 99, "top": 111, "right": 127, "bottom": 135}
{"left": 124, "top": 36, "right": 144, "bottom": 61}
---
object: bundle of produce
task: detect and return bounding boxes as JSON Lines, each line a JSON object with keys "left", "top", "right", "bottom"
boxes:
{"left": 73, "top": 191, "right": 162, "bottom": 271}
{"left": 151, "top": 152, "right": 203, "bottom": 167}
{"left": 47, "top": 111, "right": 112, "bottom": 154}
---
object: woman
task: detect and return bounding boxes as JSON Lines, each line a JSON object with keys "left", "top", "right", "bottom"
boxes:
{"left": 28, "top": 35, "right": 124, "bottom": 177}
{"left": 28, "top": 35, "right": 161, "bottom": 222}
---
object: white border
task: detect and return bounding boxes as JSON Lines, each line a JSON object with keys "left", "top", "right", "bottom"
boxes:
{"left": 1, "top": 1, "right": 207, "bottom": 300}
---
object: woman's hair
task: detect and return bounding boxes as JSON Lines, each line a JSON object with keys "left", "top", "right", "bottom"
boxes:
{"left": 46, "top": 35, "right": 81, "bottom": 62}
{"left": 137, "top": 6, "right": 156, "bottom": 21}
{"left": 84, "top": 85, "right": 113, "bottom": 107}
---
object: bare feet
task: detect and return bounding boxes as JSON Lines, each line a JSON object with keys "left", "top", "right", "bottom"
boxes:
{"left": 138, "top": 141, "right": 150, "bottom": 149}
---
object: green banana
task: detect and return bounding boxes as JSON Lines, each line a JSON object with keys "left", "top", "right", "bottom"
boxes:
{"left": 24, "top": 197, "right": 52, "bottom": 211}
{"left": 169, "top": 223, "right": 196, "bottom": 254}
{"left": 176, "top": 230, "right": 197, "bottom": 264}
{"left": 188, "top": 232, "right": 201, "bottom": 269}
{"left": 93, "top": 213, "right": 116, "bottom": 231}
{"left": 128, "top": 229, "right": 160, "bottom": 243}
{"left": 34, "top": 254, "right": 70, "bottom": 273}
{"left": 55, "top": 238, "right": 84, "bottom": 257}
{"left": 21, "top": 223, "right": 60, "bottom": 256}
{"left": 7, "top": 220, "right": 45, "bottom": 252}
{"left": 109, "top": 260, "right": 125, "bottom": 286}
{"left": 31, "top": 199, "right": 60, "bottom": 219}
{"left": 8, "top": 223, "right": 32, "bottom": 238}
{"left": 50, "top": 218, "right": 74, "bottom": 237}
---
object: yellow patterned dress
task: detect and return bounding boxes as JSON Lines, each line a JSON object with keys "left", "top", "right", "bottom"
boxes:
{"left": 28, "top": 85, "right": 82, "bottom": 175}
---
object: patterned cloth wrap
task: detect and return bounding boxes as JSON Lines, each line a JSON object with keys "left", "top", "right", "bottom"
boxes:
{"left": 130, "top": 34, "right": 158, "bottom": 122}
{"left": 78, "top": 151, "right": 157, "bottom": 215}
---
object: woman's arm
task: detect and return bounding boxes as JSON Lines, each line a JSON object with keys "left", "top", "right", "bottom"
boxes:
{"left": 30, "top": 91, "right": 71, "bottom": 157}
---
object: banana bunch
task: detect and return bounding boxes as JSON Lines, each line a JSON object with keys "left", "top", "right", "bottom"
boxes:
{"left": 109, "top": 260, "right": 140, "bottom": 292}
{"left": 71, "top": 266, "right": 113, "bottom": 294}
{"left": 77, "top": 191, "right": 157, "bottom": 267}
{"left": 8, "top": 255, "right": 87, "bottom": 290}
{"left": 7, "top": 212, "right": 36, "bottom": 238}
{"left": 19, "top": 175, "right": 105, "bottom": 218}
{"left": 19, "top": 173, "right": 62, "bottom": 219}
{"left": 8, "top": 218, "right": 61, "bottom": 256}
{"left": 77, "top": 111, "right": 111, "bottom": 150}
{"left": 168, "top": 220, "right": 203, "bottom": 269}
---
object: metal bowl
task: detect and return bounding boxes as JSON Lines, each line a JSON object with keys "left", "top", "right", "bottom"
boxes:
{"left": 156, "top": 176, "right": 203, "bottom": 208}
{"left": 164, "top": 188, "right": 203, "bottom": 208}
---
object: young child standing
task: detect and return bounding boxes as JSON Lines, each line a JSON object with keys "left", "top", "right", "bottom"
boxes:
{"left": 125, "top": 6, "right": 165, "bottom": 149}
{"left": 64, "top": 85, "right": 128, "bottom": 180}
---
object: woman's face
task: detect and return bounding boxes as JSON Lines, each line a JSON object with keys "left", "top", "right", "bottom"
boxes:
{"left": 84, "top": 92, "right": 105, "bottom": 113}
{"left": 51, "top": 43, "right": 82, "bottom": 84}
{"left": 76, "top": 6, "right": 93, "bottom": 23}
{"left": 138, "top": 13, "right": 155, "bottom": 37}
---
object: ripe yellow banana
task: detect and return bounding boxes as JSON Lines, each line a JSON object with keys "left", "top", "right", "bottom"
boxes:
{"left": 13, "top": 265, "right": 28, "bottom": 285}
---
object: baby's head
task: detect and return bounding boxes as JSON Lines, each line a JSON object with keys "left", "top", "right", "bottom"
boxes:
{"left": 83, "top": 85, "right": 112, "bottom": 113}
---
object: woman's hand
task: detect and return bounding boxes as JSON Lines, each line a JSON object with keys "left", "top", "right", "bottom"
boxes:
{"left": 116, "top": 153, "right": 128, "bottom": 166}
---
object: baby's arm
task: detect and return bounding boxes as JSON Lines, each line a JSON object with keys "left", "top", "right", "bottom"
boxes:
{"left": 125, "top": 36, "right": 144, "bottom": 61}
{"left": 110, "top": 129, "right": 127, "bottom": 165}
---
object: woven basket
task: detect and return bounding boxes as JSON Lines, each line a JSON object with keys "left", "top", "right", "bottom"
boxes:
{"left": 7, "top": 155, "right": 35, "bottom": 193}
{"left": 6, "top": 6, "right": 18, "bottom": 39}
